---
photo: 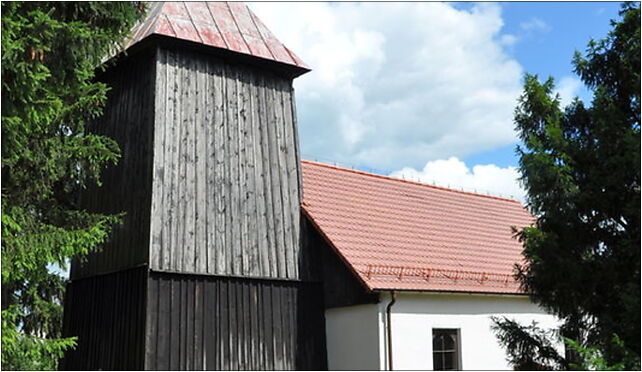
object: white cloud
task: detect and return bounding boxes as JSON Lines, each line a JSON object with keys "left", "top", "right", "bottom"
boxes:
{"left": 249, "top": 2, "right": 523, "bottom": 170}
{"left": 520, "top": 17, "right": 552, "bottom": 33}
{"left": 555, "top": 76, "right": 582, "bottom": 107}
{"left": 500, "top": 34, "right": 518, "bottom": 46}
{"left": 389, "top": 157, "right": 526, "bottom": 203}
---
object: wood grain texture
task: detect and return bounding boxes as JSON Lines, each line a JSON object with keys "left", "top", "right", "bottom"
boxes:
{"left": 144, "top": 271, "right": 328, "bottom": 370}
{"left": 149, "top": 46, "right": 306, "bottom": 280}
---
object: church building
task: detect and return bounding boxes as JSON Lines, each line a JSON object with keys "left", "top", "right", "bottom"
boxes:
{"left": 62, "top": 2, "right": 559, "bottom": 370}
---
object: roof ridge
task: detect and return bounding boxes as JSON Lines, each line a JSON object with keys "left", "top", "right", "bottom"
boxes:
{"left": 301, "top": 159, "right": 522, "bottom": 204}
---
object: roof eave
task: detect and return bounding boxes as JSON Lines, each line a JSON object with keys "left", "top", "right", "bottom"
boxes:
{"left": 108, "top": 34, "right": 311, "bottom": 80}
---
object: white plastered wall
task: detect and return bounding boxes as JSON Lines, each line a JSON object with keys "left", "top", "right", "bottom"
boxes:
{"left": 324, "top": 292, "right": 561, "bottom": 370}
{"left": 387, "top": 292, "right": 561, "bottom": 370}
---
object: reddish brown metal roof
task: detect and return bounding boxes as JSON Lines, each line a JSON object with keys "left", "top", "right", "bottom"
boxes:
{"left": 124, "top": 2, "right": 308, "bottom": 71}
{"left": 301, "top": 160, "right": 534, "bottom": 294}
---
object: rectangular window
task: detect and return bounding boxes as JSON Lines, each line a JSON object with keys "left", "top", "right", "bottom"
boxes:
{"left": 432, "top": 329, "right": 460, "bottom": 370}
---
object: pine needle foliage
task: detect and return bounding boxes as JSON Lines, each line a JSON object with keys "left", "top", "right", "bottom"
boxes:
{"left": 1, "top": 2, "right": 144, "bottom": 369}
{"left": 492, "top": 3, "right": 640, "bottom": 370}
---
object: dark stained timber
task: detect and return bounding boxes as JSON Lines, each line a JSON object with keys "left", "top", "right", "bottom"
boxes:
{"left": 145, "top": 272, "right": 328, "bottom": 370}
{"left": 62, "top": 267, "right": 147, "bottom": 370}
{"left": 71, "top": 50, "right": 156, "bottom": 280}
{"left": 303, "top": 217, "right": 380, "bottom": 308}
{"left": 64, "top": 35, "right": 328, "bottom": 370}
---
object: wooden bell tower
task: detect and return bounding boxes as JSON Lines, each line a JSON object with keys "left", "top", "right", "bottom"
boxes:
{"left": 62, "top": 2, "right": 327, "bottom": 369}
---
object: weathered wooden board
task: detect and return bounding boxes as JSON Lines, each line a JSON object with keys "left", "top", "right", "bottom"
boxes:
{"left": 149, "top": 46, "right": 307, "bottom": 280}
{"left": 144, "top": 271, "right": 328, "bottom": 370}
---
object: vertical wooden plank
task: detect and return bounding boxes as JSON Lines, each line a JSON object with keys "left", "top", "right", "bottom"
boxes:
{"left": 290, "top": 85, "right": 303, "bottom": 200}
{"left": 237, "top": 67, "right": 250, "bottom": 277}
{"left": 255, "top": 280, "right": 265, "bottom": 368}
{"left": 264, "top": 76, "right": 286, "bottom": 278}
{"left": 226, "top": 65, "right": 241, "bottom": 275}
{"left": 174, "top": 52, "right": 184, "bottom": 273}
{"left": 230, "top": 279, "right": 240, "bottom": 370}
{"left": 194, "top": 280, "right": 203, "bottom": 370}
{"left": 118, "top": 269, "right": 128, "bottom": 369}
{"left": 288, "top": 286, "right": 297, "bottom": 369}
{"left": 169, "top": 277, "right": 180, "bottom": 370}
{"left": 182, "top": 53, "right": 197, "bottom": 274}
{"left": 251, "top": 73, "right": 270, "bottom": 277}
{"left": 195, "top": 55, "right": 208, "bottom": 274}
{"left": 204, "top": 58, "right": 217, "bottom": 275}
{"left": 272, "top": 80, "right": 295, "bottom": 280}
{"left": 220, "top": 279, "right": 230, "bottom": 370}
{"left": 185, "top": 279, "right": 194, "bottom": 370}
{"left": 275, "top": 284, "right": 286, "bottom": 370}
{"left": 159, "top": 49, "right": 173, "bottom": 272}
{"left": 158, "top": 276, "right": 170, "bottom": 369}
{"left": 204, "top": 279, "right": 214, "bottom": 370}
{"left": 243, "top": 70, "right": 260, "bottom": 277}
{"left": 257, "top": 75, "right": 277, "bottom": 278}
{"left": 238, "top": 280, "right": 247, "bottom": 370}
{"left": 145, "top": 275, "right": 158, "bottom": 370}
{"left": 214, "top": 60, "right": 228, "bottom": 275}
{"left": 169, "top": 49, "right": 183, "bottom": 273}
{"left": 150, "top": 47, "right": 166, "bottom": 270}
{"left": 243, "top": 281, "right": 251, "bottom": 369}
{"left": 121, "top": 64, "right": 136, "bottom": 272}
{"left": 235, "top": 280, "right": 245, "bottom": 369}
{"left": 280, "top": 81, "right": 301, "bottom": 280}
{"left": 249, "top": 282, "right": 259, "bottom": 369}
{"left": 140, "top": 55, "right": 156, "bottom": 269}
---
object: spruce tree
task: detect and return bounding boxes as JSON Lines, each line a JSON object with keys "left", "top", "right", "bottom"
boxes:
{"left": 1, "top": 2, "right": 143, "bottom": 369}
{"left": 493, "top": 3, "right": 640, "bottom": 370}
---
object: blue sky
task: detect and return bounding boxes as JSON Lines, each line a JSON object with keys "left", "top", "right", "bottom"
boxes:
{"left": 465, "top": 2, "right": 622, "bottom": 169}
{"left": 250, "top": 2, "right": 624, "bottom": 201}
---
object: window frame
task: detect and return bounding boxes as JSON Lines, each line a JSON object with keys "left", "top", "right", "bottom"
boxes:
{"left": 432, "top": 328, "right": 462, "bottom": 371}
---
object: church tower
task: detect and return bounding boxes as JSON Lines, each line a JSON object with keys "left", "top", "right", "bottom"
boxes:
{"left": 62, "top": 3, "right": 327, "bottom": 369}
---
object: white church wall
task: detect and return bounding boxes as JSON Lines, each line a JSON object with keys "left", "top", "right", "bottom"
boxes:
{"left": 324, "top": 292, "right": 561, "bottom": 370}
{"left": 388, "top": 292, "right": 561, "bottom": 370}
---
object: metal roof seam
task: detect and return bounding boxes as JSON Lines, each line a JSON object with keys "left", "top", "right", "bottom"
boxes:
{"left": 224, "top": 2, "right": 254, "bottom": 60}
{"left": 183, "top": 2, "right": 205, "bottom": 44}
{"left": 245, "top": 4, "right": 278, "bottom": 62}
{"left": 205, "top": 2, "right": 231, "bottom": 49}
{"left": 163, "top": 13, "right": 179, "bottom": 38}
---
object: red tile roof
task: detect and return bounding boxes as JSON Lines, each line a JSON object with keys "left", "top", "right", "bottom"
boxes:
{"left": 301, "top": 160, "right": 534, "bottom": 294}
{"left": 124, "top": 2, "right": 309, "bottom": 72}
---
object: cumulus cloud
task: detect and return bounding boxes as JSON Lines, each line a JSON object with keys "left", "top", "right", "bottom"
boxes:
{"left": 389, "top": 157, "right": 526, "bottom": 203}
{"left": 555, "top": 76, "right": 582, "bottom": 107}
{"left": 249, "top": 2, "right": 523, "bottom": 169}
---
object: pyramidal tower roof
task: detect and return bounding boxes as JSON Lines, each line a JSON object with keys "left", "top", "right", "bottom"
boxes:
{"left": 124, "top": 2, "right": 309, "bottom": 74}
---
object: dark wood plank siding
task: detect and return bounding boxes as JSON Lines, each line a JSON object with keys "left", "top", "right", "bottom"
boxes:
{"left": 303, "top": 217, "right": 380, "bottom": 308}
{"left": 71, "top": 50, "right": 156, "bottom": 279}
{"left": 149, "top": 46, "right": 305, "bottom": 280}
{"left": 62, "top": 266, "right": 147, "bottom": 370}
{"left": 145, "top": 272, "right": 327, "bottom": 370}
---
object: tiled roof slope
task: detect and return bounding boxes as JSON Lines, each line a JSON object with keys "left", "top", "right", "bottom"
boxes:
{"left": 301, "top": 160, "right": 534, "bottom": 294}
{"left": 124, "top": 2, "right": 308, "bottom": 72}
